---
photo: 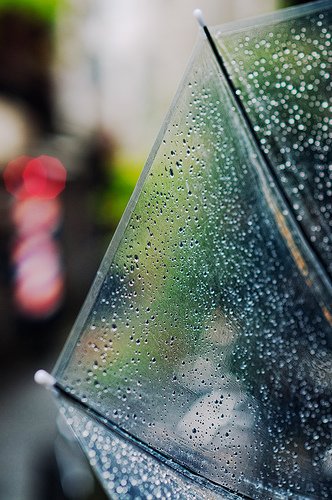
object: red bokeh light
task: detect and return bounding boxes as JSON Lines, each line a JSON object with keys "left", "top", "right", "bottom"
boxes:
{"left": 4, "top": 154, "right": 67, "bottom": 319}
{"left": 3, "top": 155, "right": 32, "bottom": 200}
{"left": 3, "top": 155, "right": 67, "bottom": 199}
{"left": 23, "top": 157, "right": 47, "bottom": 197}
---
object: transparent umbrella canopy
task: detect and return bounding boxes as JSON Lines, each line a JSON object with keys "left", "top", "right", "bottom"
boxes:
{"left": 37, "top": 1, "right": 332, "bottom": 498}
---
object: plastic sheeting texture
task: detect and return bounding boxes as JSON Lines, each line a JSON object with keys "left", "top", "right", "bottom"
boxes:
{"left": 55, "top": 2, "right": 332, "bottom": 498}
{"left": 59, "top": 400, "right": 241, "bottom": 499}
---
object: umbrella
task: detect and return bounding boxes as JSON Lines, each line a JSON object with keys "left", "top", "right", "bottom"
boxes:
{"left": 36, "top": 0, "right": 332, "bottom": 498}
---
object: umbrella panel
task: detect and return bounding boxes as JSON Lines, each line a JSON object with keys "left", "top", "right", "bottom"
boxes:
{"left": 219, "top": 0, "right": 332, "bottom": 278}
{"left": 59, "top": 399, "right": 241, "bottom": 499}
{"left": 54, "top": 2, "right": 332, "bottom": 498}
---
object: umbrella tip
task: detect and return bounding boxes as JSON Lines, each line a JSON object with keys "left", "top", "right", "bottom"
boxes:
{"left": 34, "top": 369, "right": 56, "bottom": 389}
{"left": 193, "top": 9, "right": 206, "bottom": 29}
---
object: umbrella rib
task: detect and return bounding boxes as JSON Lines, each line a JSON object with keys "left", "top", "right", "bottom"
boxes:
{"left": 50, "top": 377, "right": 250, "bottom": 499}
{"left": 195, "top": 10, "right": 269, "bottom": 150}
{"left": 194, "top": 10, "right": 332, "bottom": 289}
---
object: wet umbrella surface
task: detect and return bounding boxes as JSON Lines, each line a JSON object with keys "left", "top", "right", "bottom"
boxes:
{"left": 42, "top": 1, "right": 332, "bottom": 498}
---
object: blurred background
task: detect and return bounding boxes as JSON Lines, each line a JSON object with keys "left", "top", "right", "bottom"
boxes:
{"left": 0, "top": 0, "right": 319, "bottom": 498}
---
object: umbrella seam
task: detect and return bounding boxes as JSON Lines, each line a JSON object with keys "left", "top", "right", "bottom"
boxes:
{"left": 201, "top": 21, "right": 332, "bottom": 306}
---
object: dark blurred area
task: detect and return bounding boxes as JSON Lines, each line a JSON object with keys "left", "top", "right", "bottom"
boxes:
{"left": 0, "top": 0, "right": 318, "bottom": 499}
{"left": 0, "top": 3, "right": 115, "bottom": 499}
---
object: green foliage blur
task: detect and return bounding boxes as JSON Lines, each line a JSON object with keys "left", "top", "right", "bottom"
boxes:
{"left": 94, "top": 156, "right": 142, "bottom": 231}
{"left": 0, "top": 0, "right": 62, "bottom": 21}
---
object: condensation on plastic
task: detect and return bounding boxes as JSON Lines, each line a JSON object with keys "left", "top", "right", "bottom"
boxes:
{"left": 219, "top": 0, "right": 332, "bottom": 279}
{"left": 59, "top": 400, "right": 241, "bottom": 499}
{"left": 54, "top": 1, "right": 332, "bottom": 498}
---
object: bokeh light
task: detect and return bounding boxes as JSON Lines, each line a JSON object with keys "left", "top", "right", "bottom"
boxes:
{"left": 4, "top": 154, "right": 66, "bottom": 319}
{"left": 3, "top": 154, "right": 67, "bottom": 200}
{"left": 12, "top": 197, "right": 62, "bottom": 235}
{"left": 12, "top": 228, "right": 64, "bottom": 319}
